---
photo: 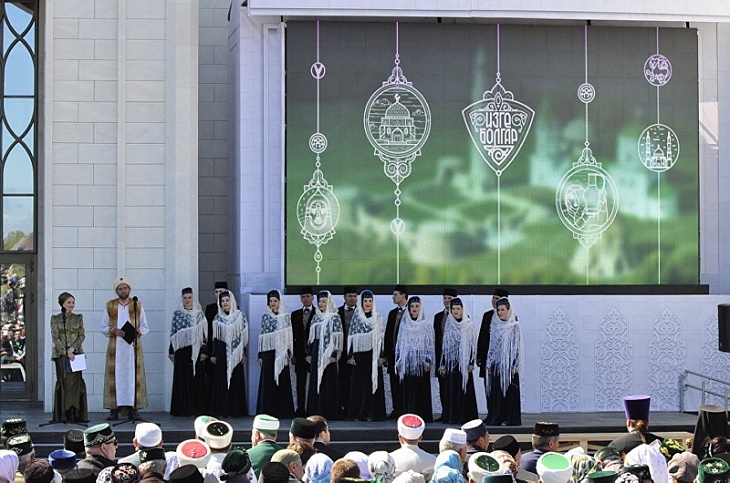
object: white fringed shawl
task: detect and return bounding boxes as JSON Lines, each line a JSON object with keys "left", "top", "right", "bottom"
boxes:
{"left": 213, "top": 292, "right": 249, "bottom": 388}
{"left": 169, "top": 297, "right": 207, "bottom": 376}
{"left": 258, "top": 302, "right": 293, "bottom": 384}
{"left": 348, "top": 304, "right": 384, "bottom": 393}
{"left": 395, "top": 306, "right": 434, "bottom": 380}
{"left": 486, "top": 302, "right": 525, "bottom": 396}
{"left": 308, "top": 292, "right": 343, "bottom": 393}
{"left": 440, "top": 312, "right": 477, "bottom": 391}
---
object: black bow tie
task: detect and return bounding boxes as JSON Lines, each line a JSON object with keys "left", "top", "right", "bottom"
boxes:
{"left": 347, "top": 306, "right": 354, "bottom": 311}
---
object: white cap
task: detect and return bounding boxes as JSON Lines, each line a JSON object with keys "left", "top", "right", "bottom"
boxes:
{"left": 536, "top": 452, "right": 572, "bottom": 483}
{"left": 253, "top": 414, "right": 280, "bottom": 435}
{"left": 202, "top": 420, "right": 233, "bottom": 449}
{"left": 441, "top": 428, "right": 467, "bottom": 445}
{"left": 176, "top": 439, "right": 211, "bottom": 469}
{"left": 467, "top": 452, "right": 502, "bottom": 482}
{"left": 194, "top": 415, "right": 217, "bottom": 439}
{"left": 397, "top": 414, "right": 425, "bottom": 440}
{"left": 135, "top": 423, "right": 162, "bottom": 448}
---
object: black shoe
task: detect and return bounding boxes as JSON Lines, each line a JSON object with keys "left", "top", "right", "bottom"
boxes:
{"left": 106, "top": 410, "right": 119, "bottom": 421}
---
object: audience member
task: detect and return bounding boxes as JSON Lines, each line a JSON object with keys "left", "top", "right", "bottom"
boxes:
{"left": 330, "top": 459, "right": 359, "bottom": 482}
{"left": 308, "top": 417, "right": 346, "bottom": 462}
{"left": 249, "top": 415, "right": 282, "bottom": 478}
{"left": 521, "top": 423, "right": 560, "bottom": 475}
{"left": 390, "top": 414, "right": 436, "bottom": 481}
{"left": 270, "top": 449, "right": 304, "bottom": 482}
{"left": 76, "top": 425, "right": 117, "bottom": 477}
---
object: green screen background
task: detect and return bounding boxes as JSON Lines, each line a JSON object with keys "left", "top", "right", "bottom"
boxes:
{"left": 285, "top": 22, "right": 699, "bottom": 286}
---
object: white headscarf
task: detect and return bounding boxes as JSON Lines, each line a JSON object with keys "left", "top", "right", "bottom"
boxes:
{"left": 395, "top": 296, "right": 435, "bottom": 380}
{"left": 486, "top": 297, "right": 525, "bottom": 396}
{"left": 348, "top": 290, "right": 384, "bottom": 393}
{"left": 170, "top": 288, "right": 207, "bottom": 375}
{"left": 258, "top": 290, "right": 293, "bottom": 382}
{"left": 440, "top": 298, "right": 477, "bottom": 392}
{"left": 624, "top": 444, "right": 669, "bottom": 483}
{"left": 0, "top": 450, "right": 18, "bottom": 483}
{"left": 213, "top": 290, "right": 249, "bottom": 388}
{"left": 308, "top": 291, "right": 343, "bottom": 392}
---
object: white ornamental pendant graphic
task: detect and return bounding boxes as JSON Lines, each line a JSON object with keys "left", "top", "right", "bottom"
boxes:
{"left": 462, "top": 79, "right": 535, "bottom": 177}
{"left": 363, "top": 22, "right": 431, "bottom": 282}
{"left": 297, "top": 22, "right": 340, "bottom": 283}
{"left": 556, "top": 146, "right": 619, "bottom": 250}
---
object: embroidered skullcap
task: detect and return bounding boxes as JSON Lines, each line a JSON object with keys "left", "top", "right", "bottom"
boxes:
{"left": 344, "top": 452, "right": 371, "bottom": 479}
{"left": 481, "top": 475, "right": 513, "bottom": 483}
{"left": 168, "top": 465, "right": 204, "bottom": 483}
{"left": 139, "top": 448, "right": 166, "bottom": 464}
{"left": 304, "top": 453, "right": 333, "bottom": 483}
{"left": 397, "top": 414, "right": 425, "bottom": 440}
{"left": 300, "top": 286, "right": 313, "bottom": 295}
{"left": 434, "top": 450, "right": 461, "bottom": 472}
{"left": 536, "top": 452, "right": 572, "bottom": 483}
{"left": 623, "top": 395, "right": 651, "bottom": 420}
{"left": 533, "top": 422, "right": 560, "bottom": 437}
{"left": 110, "top": 463, "right": 138, "bottom": 483}
{"left": 271, "top": 449, "right": 300, "bottom": 467}
{"left": 467, "top": 453, "right": 501, "bottom": 482}
{"left": 176, "top": 440, "right": 211, "bottom": 469}
{"left": 64, "top": 430, "right": 85, "bottom": 456}
{"left": 594, "top": 447, "right": 621, "bottom": 462}
{"left": 461, "top": 419, "right": 488, "bottom": 443}
{"left": 586, "top": 471, "right": 619, "bottom": 483}
{"left": 343, "top": 286, "right": 358, "bottom": 295}
{"left": 493, "top": 288, "right": 509, "bottom": 297}
{"left": 96, "top": 466, "right": 113, "bottom": 483}
{"left": 114, "top": 277, "right": 132, "bottom": 291}
{"left": 492, "top": 435, "right": 519, "bottom": 458}
{"left": 214, "top": 281, "right": 228, "bottom": 290}
{"left": 135, "top": 423, "right": 162, "bottom": 448}
{"left": 368, "top": 451, "right": 396, "bottom": 483}
{"left": 203, "top": 421, "right": 233, "bottom": 450}
{"left": 83, "top": 424, "right": 115, "bottom": 447}
{"left": 23, "top": 460, "right": 55, "bottom": 483}
{"left": 48, "top": 449, "right": 78, "bottom": 471}
{"left": 667, "top": 452, "right": 699, "bottom": 482}
{"left": 441, "top": 428, "right": 467, "bottom": 445}
{"left": 182, "top": 287, "right": 193, "bottom": 295}
{"left": 193, "top": 416, "right": 217, "bottom": 439}
{"left": 7, "top": 433, "right": 34, "bottom": 456}
{"left": 62, "top": 468, "right": 96, "bottom": 483}
{"left": 393, "top": 285, "right": 408, "bottom": 294}
{"left": 1, "top": 419, "right": 26, "bottom": 438}
{"left": 220, "top": 448, "right": 251, "bottom": 476}
{"left": 442, "top": 288, "right": 457, "bottom": 297}
{"left": 660, "top": 438, "right": 686, "bottom": 460}
{"left": 253, "top": 415, "right": 279, "bottom": 435}
{"left": 289, "top": 418, "right": 317, "bottom": 439}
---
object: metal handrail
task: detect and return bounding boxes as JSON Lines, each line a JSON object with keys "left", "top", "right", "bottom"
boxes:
{"left": 681, "top": 370, "right": 730, "bottom": 412}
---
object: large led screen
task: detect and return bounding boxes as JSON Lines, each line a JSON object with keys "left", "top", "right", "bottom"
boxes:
{"left": 285, "top": 22, "right": 699, "bottom": 286}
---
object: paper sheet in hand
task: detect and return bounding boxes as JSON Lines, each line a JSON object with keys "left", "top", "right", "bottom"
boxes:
{"left": 120, "top": 321, "right": 137, "bottom": 344}
{"left": 69, "top": 354, "right": 87, "bottom": 372}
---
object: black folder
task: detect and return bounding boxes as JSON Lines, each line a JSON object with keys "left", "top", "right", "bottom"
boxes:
{"left": 120, "top": 321, "right": 137, "bottom": 344}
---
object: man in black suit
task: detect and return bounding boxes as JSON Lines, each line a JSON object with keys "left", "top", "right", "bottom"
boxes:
{"left": 203, "top": 281, "right": 229, "bottom": 414}
{"left": 291, "top": 286, "right": 315, "bottom": 416}
{"left": 384, "top": 284, "right": 408, "bottom": 418}
{"left": 337, "top": 286, "right": 358, "bottom": 416}
{"left": 434, "top": 287, "right": 457, "bottom": 422}
{"left": 476, "top": 287, "right": 509, "bottom": 421}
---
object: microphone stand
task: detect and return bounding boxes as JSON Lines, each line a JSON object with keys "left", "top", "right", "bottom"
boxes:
{"left": 41, "top": 308, "right": 85, "bottom": 427}
{"left": 114, "top": 296, "right": 154, "bottom": 427}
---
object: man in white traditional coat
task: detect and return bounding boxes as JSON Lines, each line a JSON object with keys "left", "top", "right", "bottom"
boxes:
{"left": 100, "top": 276, "right": 149, "bottom": 421}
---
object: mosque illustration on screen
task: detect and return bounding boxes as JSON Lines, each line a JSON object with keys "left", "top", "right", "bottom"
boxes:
{"left": 378, "top": 94, "right": 417, "bottom": 146}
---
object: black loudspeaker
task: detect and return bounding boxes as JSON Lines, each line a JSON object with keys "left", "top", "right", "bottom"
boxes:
{"left": 719, "top": 304, "right": 730, "bottom": 352}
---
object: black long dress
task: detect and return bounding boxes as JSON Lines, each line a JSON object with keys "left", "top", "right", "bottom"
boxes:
{"left": 170, "top": 345, "right": 203, "bottom": 416}
{"left": 256, "top": 348, "right": 295, "bottom": 418}
{"left": 306, "top": 337, "right": 342, "bottom": 420}
{"left": 347, "top": 350, "right": 386, "bottom": 421}
{"left": 441, "top": 369, "right": 478, "bottom": 424}
{"left": 486, "top": 373, "right": 521, "bottom": 426}
{"left": 211, "top": 340, "right": 248, "bottom": 418}
{"left": 402, "top": 373, "right": 433, "bottom": 423}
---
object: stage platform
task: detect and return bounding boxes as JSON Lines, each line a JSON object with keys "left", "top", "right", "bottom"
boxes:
{"left": 0, "top": 402, "right": 698, "bottom": 458}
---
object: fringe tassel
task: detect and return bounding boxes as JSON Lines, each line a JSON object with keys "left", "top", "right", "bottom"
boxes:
{"left": 259, "top": 328, "right": 293, "bottom": 383}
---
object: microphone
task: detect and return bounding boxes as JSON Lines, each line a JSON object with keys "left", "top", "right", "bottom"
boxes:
{"left": 132, "top": 296, "right": 138, "bottom": 303}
